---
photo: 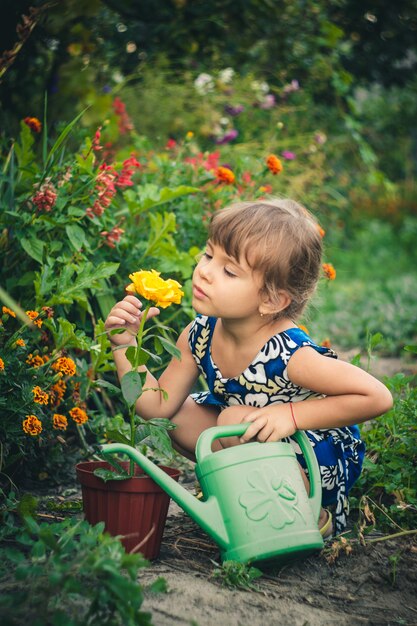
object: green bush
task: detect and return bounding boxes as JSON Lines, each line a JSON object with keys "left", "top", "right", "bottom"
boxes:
{"left": 351, "top": 368, "right": 417, "bottom": 531}
{"left": 0, "top": 491, "right": 161, "bottom": 625}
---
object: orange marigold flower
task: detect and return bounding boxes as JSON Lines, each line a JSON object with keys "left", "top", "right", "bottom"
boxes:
{"left": 53, "top": 413, "right": 68, "bottom": 431}
{"left": 2, "top": 306, "right": 16, "bottom": 317}
{"left": 0, "top": 357, "right": 4, "bottom": 371}
{"left": 24, "top": 117, "right": 42, "bottom": 133}
{"left": 26, "top": 310, "right": 42, "bottom": 328}
{"left": 216, "top": 166, "right": 235, "bottom": 184}
{"left": 69, "top": 407, "right": 88, "bottom": 425}
{"left": 298, "top": 324, "right": 309, "bottom": 335}
{"left": 52, "top": 357, "right": 77, "bottom": 377}
{"left": 322, "top": 263, "right": 336, "bottom": 280}
{"left": 32, "top": 386, "right": 49, "bottom": 405}
{"left": 26, "top": 353, "right": 48, "bottom": 368}
{"left": 317, "top": 225, "right": 325, "bottom": 238}
{"left": 23, "top": 414, "right": 42, "bottom": 436}
{"left": 15, "top": 339, "right": 26, "bottom": 347}
{"left": 266, "top": 154, "right": 283, "bottom": 175}
{"left": 50, "top": 380, "right": 67, "bottom": 406}
{"left": 321, "top": 338, "right": 332, "bottom": 348}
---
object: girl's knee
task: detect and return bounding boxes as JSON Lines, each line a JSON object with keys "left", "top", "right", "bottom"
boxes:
{"left": 217, "top": 405, "right": 249, "bottom": 426}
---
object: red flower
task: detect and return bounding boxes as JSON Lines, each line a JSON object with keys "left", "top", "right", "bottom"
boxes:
{"left": 115, "top": 156, "right": 141, "bottom": 188}
{"left": 24, "top": 117, "right": 42, "bottom": 133}
{"left": 113, "top": 97, "right": 134, "bottom": 134}
{"left": 92, "top": 126, "right": 103, "bottom": 152}
{"left": 100, "top": 226, "right": 125, "bottom": 248}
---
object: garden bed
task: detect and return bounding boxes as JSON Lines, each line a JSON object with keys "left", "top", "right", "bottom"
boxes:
{"left": 29, "top": 463, "right": 417, "bottom": 626}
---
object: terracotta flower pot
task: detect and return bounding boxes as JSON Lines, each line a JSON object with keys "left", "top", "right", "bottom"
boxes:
{"left": 76, "top": 460, "right": 180, "bottom": 559}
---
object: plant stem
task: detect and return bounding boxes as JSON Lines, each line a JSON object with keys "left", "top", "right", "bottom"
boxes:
{"left": 129, "top": 303, "right": 151, "bottom": 475}
{"left": 366, "top": 529, "right": 417, "bottom": 544}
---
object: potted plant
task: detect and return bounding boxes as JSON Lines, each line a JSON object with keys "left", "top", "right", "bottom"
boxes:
{"left": 76, "top": 269, "right": 184, "bottom": 558}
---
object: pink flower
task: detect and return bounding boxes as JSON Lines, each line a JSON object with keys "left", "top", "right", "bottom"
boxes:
{"left": 259, "top": 94, "right": 276, "bottom": 109}
{"left": 86, "top": 163, "right": 117, "bottom": 219}
{"left": 283, "top": 79, "right": 300, "bottom": 95}
{"left": 32, "top": 181, "right": 57, "bottom": 212}
{"left": 282, "top": 151, "right": 296, "bottom": 160}
{"left": 100, "top": 226, "right": 125, "bottom": 248}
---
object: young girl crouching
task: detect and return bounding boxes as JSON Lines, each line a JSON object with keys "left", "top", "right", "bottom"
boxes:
{"left": 105, "top": 198, "right": 393, "bottom": 536}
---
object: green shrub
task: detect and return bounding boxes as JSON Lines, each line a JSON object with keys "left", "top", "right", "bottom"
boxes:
{"left": 351, "top": 368, "right": 417, "bottom": 531}
{"left": 0, "top": 491, "right": 161, "bottom": 626}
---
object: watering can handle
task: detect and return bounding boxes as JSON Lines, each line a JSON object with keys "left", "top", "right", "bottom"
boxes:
{"left": 196, "top": 424, "right": 322, "bottom": 522}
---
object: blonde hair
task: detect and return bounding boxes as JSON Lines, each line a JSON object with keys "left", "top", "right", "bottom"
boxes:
{"left": 209, "top": 198, "right": 323, "bottom": 319}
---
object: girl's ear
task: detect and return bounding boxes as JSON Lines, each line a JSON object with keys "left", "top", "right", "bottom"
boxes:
{"left": 259, "top": 289, "right": 291, "bottom": 316}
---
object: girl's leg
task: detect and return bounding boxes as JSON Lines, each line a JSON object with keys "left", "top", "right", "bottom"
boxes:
{"left": 169, "top": 396, "right": 221, "bottom": 462}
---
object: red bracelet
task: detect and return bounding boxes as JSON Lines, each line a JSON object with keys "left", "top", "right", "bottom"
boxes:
{"left": 289, "top": 402, "right": 298, "bottom": 431}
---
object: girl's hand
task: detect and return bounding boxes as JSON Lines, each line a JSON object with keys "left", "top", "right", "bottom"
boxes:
{"left": 104, "top": 295, "right": 160, "bottom": 347}
{"left": 239, "top": 403, "right": 296, "bottom": 444}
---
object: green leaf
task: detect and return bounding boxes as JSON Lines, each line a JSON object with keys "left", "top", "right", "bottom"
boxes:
{"left": 105, "top": 429, "right": 131, "bottom": 446}
{"left": 125, "top": 346, "right": 137, "bottom": 368}
{"left": 45, "top": 108, "right": 88, "bottom": 170}
{"left": 131, "top": 184, "right": 200, "bottom": 214}
{"left": 404, "top": 345, "right": 417, "bottom": 354}
{"left": 53, "top": 317, "right": 91, "bottom": 350}
{"left": 93, "top": 468, "right": 130, "bottom": 482}
{"left": 157, "top": 336, "right": 181, "bottom": 360}
{"left": 121, "top": 370, "right": 143, "bottom": 406}
{"left": 65, "top": 223, "right": 89, "bottom": 252}
{"left": 149, "top": 577, "right": 168, "bottom": 593}
{"left": 94, "top": 379, "right": 121, "bottom": 396}
{"left": 20, "top": 237, "right": 44, "bottom": 263}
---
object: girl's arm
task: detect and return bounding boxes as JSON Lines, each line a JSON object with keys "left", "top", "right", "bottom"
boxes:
{"left": 240, "top": 347, "right": 393, "bottom": 443}
{"left": 106, "top": 296, "right": 200, "bottom": 420}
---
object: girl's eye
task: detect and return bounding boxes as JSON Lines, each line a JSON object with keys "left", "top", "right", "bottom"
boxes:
{"left": 203, "top": 251, "right": 212, "bottom": 260}
{"left": 224, "top": 268, "right": 237, "bottom": 278}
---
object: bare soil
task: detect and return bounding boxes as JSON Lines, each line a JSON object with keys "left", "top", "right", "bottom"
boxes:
{"left": 139, "top": 483, "right": 417, "bottom": 626}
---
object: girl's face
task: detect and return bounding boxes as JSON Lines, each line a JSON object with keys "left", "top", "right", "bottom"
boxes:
{"left": 192, "top": 241, "right": 265, "bottom": 319}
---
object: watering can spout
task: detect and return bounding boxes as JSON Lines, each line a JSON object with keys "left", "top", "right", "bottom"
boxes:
{"left": 99, "top": 443, "right": 230, "bottom": 550}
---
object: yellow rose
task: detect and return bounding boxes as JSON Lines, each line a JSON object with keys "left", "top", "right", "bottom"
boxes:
{"left": 126, "top": 269, "right": 184, "bottom": 309}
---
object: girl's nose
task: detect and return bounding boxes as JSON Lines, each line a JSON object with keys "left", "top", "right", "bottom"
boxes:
{"left": 197, "top": 259, "right": 213, "bottom": 282}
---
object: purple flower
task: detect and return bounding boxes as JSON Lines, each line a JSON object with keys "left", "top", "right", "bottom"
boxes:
{"left": 283, "top": 79, "right": 300, "bottom": 95}
{"left": 282, "top": 150, "right": 296, "bottom": 160}
{"left": 224, "top": 104, "right": 244, "bottom": 116}
{"left": 259, "top": 94, "right": 276, "bottom": 109}
{"left": 314, "top": 132, "right": 327, "bottom": 145}
{"left": 214, "top": 129, "right": 239, "bottom": 145}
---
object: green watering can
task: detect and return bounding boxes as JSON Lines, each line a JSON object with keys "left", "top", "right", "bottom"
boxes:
{"left": 100, "top": 424, "right": 324, "bottom": 564}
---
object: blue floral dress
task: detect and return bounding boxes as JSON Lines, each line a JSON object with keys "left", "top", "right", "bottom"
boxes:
{"left": 188, "top": 315, "right": 365, "bottom": 534}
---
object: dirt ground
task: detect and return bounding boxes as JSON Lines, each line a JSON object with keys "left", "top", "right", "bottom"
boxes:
{"left": 138, "top": 480, "right": 417, "bottom": 626}
{"left": 138, "top": 353, "right": 417, "bottom": 626}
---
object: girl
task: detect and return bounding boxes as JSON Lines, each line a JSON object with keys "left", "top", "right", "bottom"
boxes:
{"left": 105, "top": 199, "right": 393, "bottom": 535}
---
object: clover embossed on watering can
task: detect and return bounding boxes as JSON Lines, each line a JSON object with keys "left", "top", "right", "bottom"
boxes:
{"left": 100, "top": 423, "right": 324, "bottom": 564}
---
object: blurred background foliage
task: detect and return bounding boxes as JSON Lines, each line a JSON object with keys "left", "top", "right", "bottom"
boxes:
{"left": 0, "top": 0, "right": 416, "bottom": 533}
{"left": 0, "top": 2, "right": 415, "bottom": 430}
